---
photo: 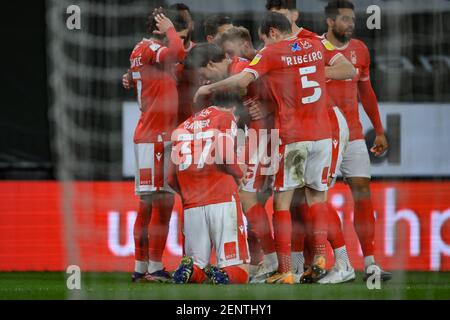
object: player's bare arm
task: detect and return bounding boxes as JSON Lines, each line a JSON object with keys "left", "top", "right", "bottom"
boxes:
{"left": 193, "top": 71, "right": 255, "bottom": 103}
{"left": 325, "top": 55, "right": 356, "bottom": 80}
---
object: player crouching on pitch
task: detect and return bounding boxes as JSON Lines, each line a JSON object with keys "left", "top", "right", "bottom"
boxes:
{"left": 168, "top": 93, "right": 250, "bottom": 284}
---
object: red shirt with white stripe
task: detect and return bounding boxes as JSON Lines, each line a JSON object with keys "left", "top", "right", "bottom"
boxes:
{"left": 170, "top": 107, "right": 243, "bottom": 209}
{"left": 324, "top": 38, "right": 381, "bottom": 141}
{"left": 229, "top": 56, "right": 275, "bottom": 131}
{"left": 244, "top": 36, "right": 331, "bottom": 143}
{"left": 129, "top": 28, "right": 185, "bottom": 143}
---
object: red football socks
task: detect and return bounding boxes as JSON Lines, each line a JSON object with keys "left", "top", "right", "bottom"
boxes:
{"left": 354, "top": 198, "right": 375, "bottom": 257}
{"left": 309, "top": 203, "right": 328, "bottom": 258}
{"left": 247, "top": 230, "right": 264, "bottom": 266}
{"left": 246, "top": 203, "right": 275, "bottom": 254}
{"left": 327, "top": 203, "right": 346, "bottom": 249}
{"left": 291, "top": 203, "right": 308, "bottom": 252}
{"left": 133, "top": 200, "right": 152, "bottom": 261}
{"left": 189, "top": 264, "right": 207, "bottom": 283}
{"left": 273, "top": 210, "right": 292, "bottom": 273}
{"left": 222, "top": 266, "right": 249, "bottom": 284}
{"left": 148, "top": 195, "right": 174, "bottom": 262}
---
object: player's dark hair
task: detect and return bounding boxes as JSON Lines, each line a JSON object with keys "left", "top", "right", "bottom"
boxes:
{"left": 184, "top": 43, "right": 226, "bottom": 69}
{"left": 146, "top": 8, "right": 188, "bottom": 37}
{"left": 259, "top": 12, "right": 292, "bottom": 37}
{"left": 265, "top": 0, "right": 297, "bottom": 11}
{"left": 204, "top": 14, "right": 233, "bottom": 37}
{"left": 169, "top": 3, "right": 191, "bottom": 13}
{"left": 325, "top": 0, "right": 355, "bottom": 20}
{"left": 210, "top": 92, "right": 243, "bottom": 109}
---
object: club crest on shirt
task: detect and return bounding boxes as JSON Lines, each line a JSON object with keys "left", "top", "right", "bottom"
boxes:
{"left": 351, "top": 50, "right": 357, "bottom": 64}
{"left": 300, "top": 40, "right": 313, "bottom": 50}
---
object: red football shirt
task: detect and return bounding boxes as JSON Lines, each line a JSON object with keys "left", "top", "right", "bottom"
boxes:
{"left": 244, "top": 36, "right": 331, "bottom": 143}
{"left": 228, "top": 56, "right": 275, "bottom": 131}
{"left": 129, "top": 35, "right": 181, "bottom": 143}
{"left": 297, "top": 28, "right": 344, "bottom": 67}
{"left": 170, "top": 107, "right": 243, "bottom": 209}
{"left": 324, "top": 38, "right": 372, "bottom": 141}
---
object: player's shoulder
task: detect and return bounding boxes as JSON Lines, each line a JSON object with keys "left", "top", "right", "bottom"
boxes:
{"left": 207, "top": 107, "right": 236, "bottom": 124}
{"left": 231, "top": 56, "right": 250, "bottom": 73}
{"left": 300, "top": 32, "right": 336, "bottom": 52}
{"left": 297, "top": 27, "right": 318, "bottom": 39}
{"left": 135, "top": 38, "right": 164, "bottom": 52}
{"left": 350, "top": 38, "right": 369, "bottom": 51}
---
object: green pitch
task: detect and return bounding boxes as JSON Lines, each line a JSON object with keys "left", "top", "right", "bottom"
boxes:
{"left": 0, "top": 272, "right": 449, "bottom": 300}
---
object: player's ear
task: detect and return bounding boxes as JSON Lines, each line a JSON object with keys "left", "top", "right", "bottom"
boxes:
{"left": 207, "top": 61, "right": 216, "bottom": 70}
{"left": 326, "top": 17, "right": 335, "bottom": 29}
{"left": 291, "top": 10, "right": 299, "bottom": 24}
{"left": 269, "top": 27, "right": 277, "bottom": 39}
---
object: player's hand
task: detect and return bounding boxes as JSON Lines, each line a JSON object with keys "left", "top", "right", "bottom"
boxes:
{"left": 370, "top": 134, "right": 389, "bottom": 157}
{"left": 122, "top": 72, "right": 133, "bottom": 90}
{"left": 247, "top": 100, "right": 268, "bottom": 121}
{"left": 153, "top": 13, "right": 174, "bottom": 35}
{"left": 193, "top": 85, "right": 212, "bottom": 103}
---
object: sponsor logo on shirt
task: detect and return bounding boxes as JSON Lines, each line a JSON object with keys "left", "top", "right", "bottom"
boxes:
{"left": 290, "top": 42, "right": 302, "bottom": 52}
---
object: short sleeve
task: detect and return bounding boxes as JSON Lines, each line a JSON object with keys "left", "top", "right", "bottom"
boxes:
{"left": 243, "top": 47, "right": 277, "bottom": 80}
{"left": 320, "top": 38, "right": 343, "bottom": 66}
{"left": 142, "top": 41, "right": 167, "bottom": 65}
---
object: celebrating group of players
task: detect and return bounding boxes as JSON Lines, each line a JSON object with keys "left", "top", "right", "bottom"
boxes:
{"left": 123, "top": 0, "right": 392, "bottom": 285}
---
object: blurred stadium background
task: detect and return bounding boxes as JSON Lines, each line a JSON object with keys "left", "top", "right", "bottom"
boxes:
{"left": 0, "top": 0, "right": 449, "bottom": 299}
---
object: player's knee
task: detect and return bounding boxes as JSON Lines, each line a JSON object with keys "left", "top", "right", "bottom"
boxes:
{"left": 348, "top": 178, "right": 371, "bottom": 199}
{"left": 305, "top": 188, "right": 327, "bottom": 206}
{"left": 239, "top": 191, "right": 258, "bottom": 213}
{"left": 273, "top": 190, "right": 294, "bottom": 211}
{"left": 139, "top": 194, "right": 153, "bottom": 205}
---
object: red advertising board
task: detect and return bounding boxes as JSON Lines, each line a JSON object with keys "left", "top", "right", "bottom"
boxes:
{"left": 0, "top": 181, "right": 449, "bottom": 272}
